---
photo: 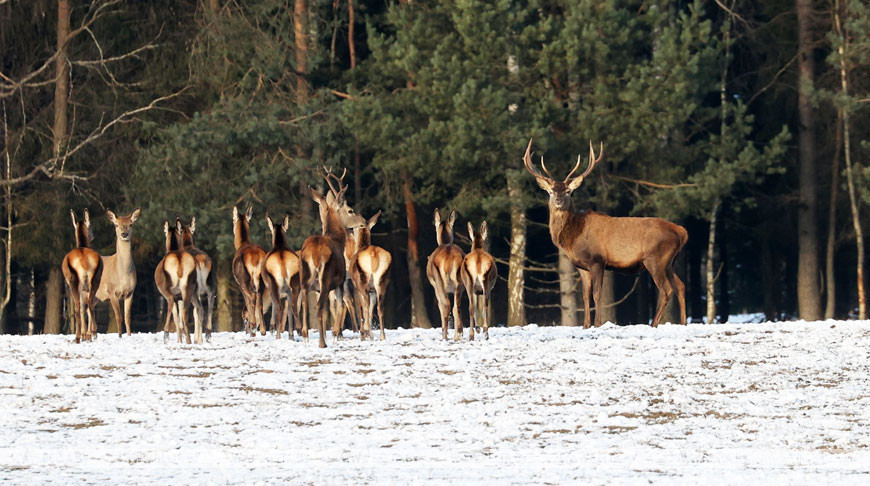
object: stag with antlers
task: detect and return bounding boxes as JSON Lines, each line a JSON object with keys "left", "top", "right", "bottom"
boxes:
{"left": 177, "top": 216, "right": 215, "bottom": 344}
{"left": 262, "top": 214, "right": 301, "bottom": 339}
{"left": 426, "top": 209, "right": 466, "bottom": 340}
{"left": 232, "top": 206, "right": 270, "bottom": 336}
{"left": 461, "top": 221, "right": 497, "bottom": 340}
{"left": 350, "top": 210, "right": 392, "bottom": 341}
{"left": 94, "top": 208, "right": 140, "bottom": 337}
{"left": 61, "top": 210, "right": 103, "bottom": 343}
{"left": 523, "top": 139, "right": 687, "bottom": 327}
{"left": 299, "top": 167, "right": 365, "bottom": 348}
{"left": 155, "top": 220, "right": 201, "bottom": 344}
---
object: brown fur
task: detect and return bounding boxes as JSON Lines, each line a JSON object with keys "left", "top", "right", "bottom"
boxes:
{"left": 461, "top": 221, "right": 497, "bottom": 340}
{"left": 261, "top": 214, "right": 301, "bottom": 340}
{"left": 232, "top": 206, "right": 270, "bottom": 336}
{"left": 155, "top": 221, "right": 200, "bottom": 344}
{"left": 524, "top": 139, "right": 687, "bottom": 327}
{"left": 178, "top": 216, "right": 214, "bottom": 344}
{"left": 426, "top": 209, "right": 466, "bottom": 340}
{"left": 61, "top": 210, "right": 103, "bottom": 343}
{"left": 95, "top": 208, "right": 140, "bottom": 337}
{"left": 350, "top": 211, "right": 392, "bottom": 341}
{"left": 299, "top": 167, "right": 366, "bottom": 348}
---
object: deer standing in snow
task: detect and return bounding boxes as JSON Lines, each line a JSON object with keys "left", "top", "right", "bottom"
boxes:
{"left": 261, "top": 213, "right": 301, "bottom": 339}
{"left": 426, "top": 209, "right": 466, "bottom": 340}
{"left": 177, "top": 216, "right": 214, "bottom": 343}
{"left": 523, "top": 139, "right": 687, "bottom": 327}
{"left": 461, "top": 221, "right": 497, "bottom": 340}
{"left": 350, "top": 210, "right": 392, "bottom": 341}
{"left": 232, "top": 206, "right": 270, "bottom": 336}
{"left": 61, "top": 210, "right": 103, "bottom": 343}
{"left": 155, "top": 220, "right": 201, "bottom": 344}
{"left": 95, "top": 208, "right": 140, "bottom": 337}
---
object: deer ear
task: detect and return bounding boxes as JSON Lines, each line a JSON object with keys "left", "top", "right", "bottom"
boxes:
{"left": 566, "top": 176, "right": 586, "bottom": 193}
{"left": 479, "top": 221, "right": 488, "bottom": 242}
{"left": 447, "top": 209, "right": 457, "bottom": 229}
{"left": 433, "top": 208, "right": 441, "bottom": 228}
{"left": 282, "top": 214, "right": 290, "bottom": 232}
{"left": 310, "top": 186, "right": 326, "bottom": 205}
{"left": 232, "top": 206, "right": 239, "bottom": 223}
{"left": 70, "top": 210, "right": 77, "bottom": 228}
{"left": 245, "top": 205, "right": 253, "bottom": 222}
{"left": 163, "top": 220, "right": 169, "bottom": 235}
{"left": 534, "top": 176, "right": 554, "bottom": 192}
{"left": 189, "top": 216, "right": 196, "bottom": 234}
{"left": 130, "top": 208, "right": 141, "bottom": 223}
{"left": 106, "top": 210, "right": 117, "bottom": 224}
{"left": 265, "top": 213, "right": 274, "bottom": 233}
{"left": 175, "top": 218, "right": 183, "bottom": 233}
{"left": 368, "top": 210, "right": 381, "bottom": 229}
{"left": 467, "top": 221, "right": 475, "bottom": 241}
{"left": 83, "top": 209, "right": 90, "bottom": 228}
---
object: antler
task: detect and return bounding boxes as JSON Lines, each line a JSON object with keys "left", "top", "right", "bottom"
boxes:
{"left": 522, "top": 139, "right": 550, "bottom": 181}
{"left": 319, "top": 166, "right": 348, "bottom": 196}
{"left": 579, "top": 141, "right": 604, "bottom": 180}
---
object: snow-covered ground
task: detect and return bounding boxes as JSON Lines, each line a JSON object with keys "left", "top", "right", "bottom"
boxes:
{"left": 1, "top": 321, "right": 869, "bottom": 484}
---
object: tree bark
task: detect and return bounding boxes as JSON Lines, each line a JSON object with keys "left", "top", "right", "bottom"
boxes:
{"left": 599, "top": 270, "right": 616, "bottom": 324}
{"left": 217, "top": 257, "right": 233, "bottom": 332}
{"left": 402, "top": 172, "right": 431, "bottom": 328}
{"left": 43, "top": 267, "right": 63, "bottom": 334}
{"left": 834, "top": 0, "right": 865, "bottom": 319}
{"left": 706, "top": 199, "right": 720, "bottom": 324}
{"left": 824, "top": 113, "right": 843, "bottom": 319}
{"left": 795, "top": 0, "right": 822, "bottom": 321}
{"left": 558, "top": 250, "right": 578, "bottom": 327}
{"left": 507, "top": 176, "right": 526, "bottom": 327}
{"left": 28, "top": 269, "right": 36, "bottom": 335}
{"left": 0, "top": 112, "right": 12, "bottom": 333}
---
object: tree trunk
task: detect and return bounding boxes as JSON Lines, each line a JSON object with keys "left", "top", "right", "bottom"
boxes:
{"left": 43, "top": 267, "right": 62, "bottom": 334}
{"left": 558, "top": 250, "right": 577, "bottom": 327}
{"left": 796, "top": 0, "right": 822, "bottom": 321}
{"left": 834, "top": 0, "right": 865, "bottom": 319}
{"left": 507, "top": 176, "right": 526, "bottom": 327}
{"left": 217, "top": 258, "right": 233, "bottom": 332}
{"left": 28, "top": 269, "right": 36, "bottom": 335}
{"left": 706, "top": 199, "right": 720, "bottom": 324}
{"left": 402, "top": 172, "right": 431, "bottom": 328}
{"left": 718, "top": 230, "right": 730, "bottom": 323}
{"left": 0, "top": 117, "right": 12, "bottom": 333}
{"left": 761, "top": 228, "right": 777, "bottom": 321}
{"left": 294, "top": 0, "right": 313, "bottom": 221}
{"left": 54, "top": 0, "right": 70, "bottom": 160}
{"left": 824, "top": 113, "right": 843, "bottom": 319}
{"left": 599, "top": 270, "right": 616, "bottom": 324}
{"left": 636, "top": 274, "right": 649, "bottom": 324}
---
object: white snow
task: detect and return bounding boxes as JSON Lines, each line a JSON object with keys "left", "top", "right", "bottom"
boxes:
{"left": 1, "top": 321, "right": 870, "bottom": 484}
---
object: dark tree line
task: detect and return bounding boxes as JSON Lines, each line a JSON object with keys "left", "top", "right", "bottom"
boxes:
{"left": 1, "top": 0, "right": 869, "bottom": 335}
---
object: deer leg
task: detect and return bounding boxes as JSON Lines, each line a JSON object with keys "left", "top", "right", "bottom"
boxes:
{"left": 300, "top": 289, "right": 309, "bottom": 341}
{"left": 332, "top": 289, "right": 346, "bottom": 341}
{"left": 162, "top": 296, "right": 173, "bottom": 343}
{"left": 69, "top": 289, "right": 82, "bottom": 344}
{"left": 182, "top": 298, "right": 193, "bottom": 345}
{"left": 579, "top": 269, "right": 592, "bottom": 329}
{"left": 649, "top": 268, "right": 673, "bottom": 328}
{"left": 468, "top": 292, "right": 476, "bottom": 342}
{"left": 376, "top": 290, "right": 386, "bottom": 341}
{"left": 433, "top": 286, "right": 449, "bottom": 341}
{"left": 316, "top": 290, "right": 329, "bottom": 349}
{"left": 205, "top": 287, "right": 215, "bottom": 341}
{"left": 110, "top": 297, "right": 123, "bottom": 338}
{"left": 123, "top": 296, "right": 133, "bottom": 336}
{"left": 668, "top": 270, "right": 687, "bottom": 325}
{"left": 192, "top": 292, "right": 205, "bottom": 345}
{"left": 590, "top": 264, "right": 605, "bottom": 328}
{"left": 86, "top": 294, "right": 98, "bottom": 342}
{"left": 363, "top": 291, "right": 375, "bottom": 341}
{"left": 452, "top": 289, "right": 464, "bottom": 341}
{"left": 255, "top": 288, "right": 266, "bottom": 336}
{"left": 483, "top": 293, "right": 490, "bottom": 340}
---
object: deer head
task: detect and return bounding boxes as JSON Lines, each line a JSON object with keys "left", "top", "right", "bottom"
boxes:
{"left": 467, "top": 221, "right": 488, "bottom": 252}
{"left": 70, "top": 209, "right": 94, "bottom": 247}
{"left": 265, "top": 213, "right": 290, "bottom": 249}
{"left": 107, "top": 208, "right": 141, "bottom": 242}
{"left": 523, "top": 139, "right": 603, "bottom": 211}
{"left": 433, "top": 208, "right": 457, "bottom": 245}
{"left": 163, "top": 220, "right": 181, "bottom": 253}
{"left": 311, "top": 166, "right": 366, "bottom": 231}
{"left": 354, "top": 210, "right": 381, "bottom": 250}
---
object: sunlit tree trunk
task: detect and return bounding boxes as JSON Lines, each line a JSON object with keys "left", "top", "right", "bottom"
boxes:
{"left": 558, "top": 250, "right": 577, "bottom": 327}
{"left": 507, "top": 175, "right": 526, "bottom": 327}
{"left": 824, "top": 113, "right": 842, "bottom": 319}
{"left": 217, "top": 258, "right": 234, "bottom": 332}
{"left": 706, "top": 199, "right": 720, "bottom": 324}
{"left": 403, "top": 172, "right": 431, "bottom": 328}
{"left": 599, "top": 271, "right": 616, "bottom": 324}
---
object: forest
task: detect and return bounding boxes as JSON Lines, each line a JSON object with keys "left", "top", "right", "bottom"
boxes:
{"left": 1, "top": 0, "right": 869, "bottom": 336}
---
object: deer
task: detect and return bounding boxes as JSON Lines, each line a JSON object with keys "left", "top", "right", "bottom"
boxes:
{"left": 523, "top": 139, "right": 687, "bottom": 327}
{"left": 261, "top": 213, "right": 301, "bottom": 339}
{"left": 350, "top": 210, "right": 392, "bottom": 341}
{"left": 426, "top": 209, "right": 466, "bottom": 341}
{"left": 61, "top": 210, "right": 103, "bottom": 343}
{"left": 155, "top": 220, "right": 201, "bottom": 344}
{"left": 461, "top": 221, "right": 497, "bottom": 340}
{"left": 177, "top": 216, "right": 215, "bottom": 344}
{"left": 232, "top": 205, "right": 270, "bottom": 336}
{"left": 299, "top": 167, "right": 365, "bottom": 348}
{"left": 94, "top": 208, "right": 140, "bottom": 337}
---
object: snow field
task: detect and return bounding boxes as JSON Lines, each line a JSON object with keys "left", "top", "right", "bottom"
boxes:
{"left": 1, "top": 321, "right": 869, "bottom": 484}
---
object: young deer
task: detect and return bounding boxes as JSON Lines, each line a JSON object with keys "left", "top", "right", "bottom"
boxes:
{"left": 262, "top": 213, "right": 301, "bottom": 339}
{"left": 61, "top": 210, "right": 103, "bottom": 343}
{"left": 461, "top": 221, "right": 497, "bottom": 340}
{"left": 232, "top": 206, "right": 269, "bottom": 336}
{"left": 426, "top": 209, "right": 466, "bottom": 341}
{"left": 299, "top": 167, "right": 365, "bottom": 348}
{"left": 95, "top": 208, "right": 140, "bottom": 337}
{"left": 177, "top": 216, "right": 215, "bottom": 344}
{"left": 350, "top": 210, "right": 392, "bottom": 341}
{"left": 523, "top": 139, "right": 687, "bottom": 327}
{"left": 155, "top": 220, "right": 200, "bottom": 344}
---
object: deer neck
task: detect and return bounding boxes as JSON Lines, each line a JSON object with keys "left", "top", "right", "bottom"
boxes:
{"left": 548, "top": 204, "right": 585, "bottom": 252}
{"left": 271, "top": 230, "right": 288, "bottom": 251}
{"left": 436, "top": 227, "right": 452, "bottom": 246}
{"left": 471, "top": 235, "right": 484, "bottom": 252}
{"left": 356, "top": 229, "right": 371, "bottom": 252}
{"left": 75, "top": 224, "right": 89, "bottom": 248}
{"left": 323, "top": 209, "right": 346, "bottom": 246}
{"left": 233, "top": 221, "right": 249, "bottom": 249}
{"left": 113, "top": 236, "right": 134, "bottom": 271}
{"left": 182, "top": 231, "right": 194, "bottom": 249}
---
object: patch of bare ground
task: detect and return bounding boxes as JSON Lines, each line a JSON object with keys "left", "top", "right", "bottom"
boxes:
{"left": 356, "top": 369, "right": 376, "bottom": 375}
{"left": 186, "top": 403, "right": 228, "bottom": 408}
{"left": 239, "top": 386, "right": 287, "bottom": 395}
{"left": 702, "top": 360, "right": 734, "bottom": 370}
{"left": 50, "top": 407, "right": 72, "bottom": 413}
{"left": 45, "top": 375, "right": 57, "bottom": 379}
{"left": 168, "top": 390, "right": 191, "bottom": 395}
{"left": 300, "top": 359, "right": 332, "bottom": 367}
{"left": 247, "top": 369, "right": 275, "bottom": 375}
{"left": 73, "top": 374, "right": 103, "bottom": 379}
{"left": 612, "top": 411, "right": 686, "bottom": 423}
{"left": 100, "top": 365, "right": 120, "bottom": 371}
{"left": 289, "top": 421, "right": 322, "bottom": 427}
{"left": 173, "top": 372, "right": 213, "bottom": 378}
{"left": 63, "top": 418, "right": 106, "bottom": 429}
{"left": 439, "top": 370, "right": 461, "bottom": 375}
{"left": 604, "top": 425, "right": 638, "bottom": 433}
